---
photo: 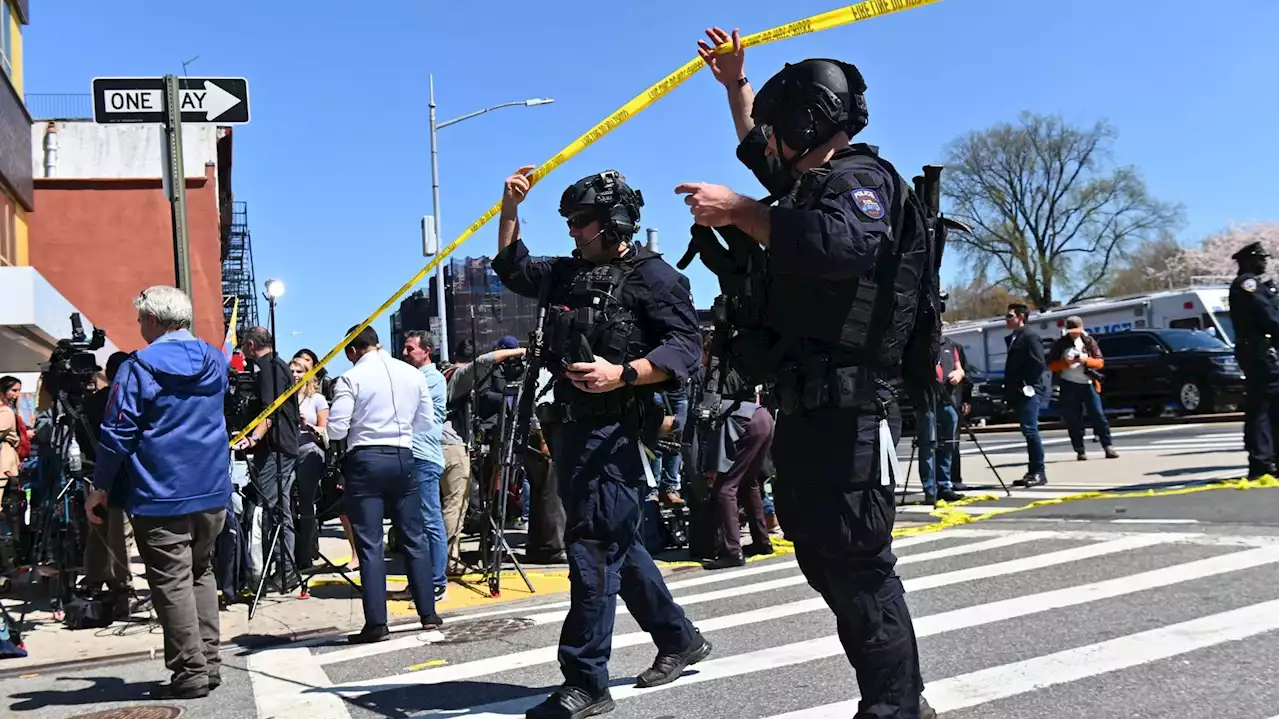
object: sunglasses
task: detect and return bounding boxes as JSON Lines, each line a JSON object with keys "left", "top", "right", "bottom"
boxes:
{"left": 566, "top": 213, "right": 597, "bottom": 230}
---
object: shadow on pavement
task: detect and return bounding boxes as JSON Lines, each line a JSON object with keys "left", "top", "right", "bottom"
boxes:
{"left": 314, "top": 679, "right": 551, "bottom": 718}
{"left": 7, "top": 676, "right": 160, "bottom": 711}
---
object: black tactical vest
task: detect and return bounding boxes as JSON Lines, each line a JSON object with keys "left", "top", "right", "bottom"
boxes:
{"left": 764, "top": 145, "right": 933, "bottom": 374}
{"left": 545, "top": 255, "right": 650, "bottom": 418}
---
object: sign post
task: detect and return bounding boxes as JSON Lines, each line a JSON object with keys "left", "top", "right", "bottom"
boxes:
{"left": 92, "top": 76, "right": 251, "bottom": 303}
{"left": 162, "top": 75, "right": 192, "bottom": 298}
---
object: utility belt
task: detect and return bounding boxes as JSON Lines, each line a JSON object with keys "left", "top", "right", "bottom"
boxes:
{"left": 774, "top": 357, "right": 894, "bottom": 416}
{"left": 538, "top": 385, "right": 640, "bottom": 426}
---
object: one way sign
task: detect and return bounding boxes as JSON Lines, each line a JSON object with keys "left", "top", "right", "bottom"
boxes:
{"left": 91, "top": 77, "right": 251, "bottom": 125}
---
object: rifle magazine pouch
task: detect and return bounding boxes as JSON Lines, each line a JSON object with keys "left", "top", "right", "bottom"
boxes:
{"left": 801, "top": 356, "right": 831, "bottom": 410}
{"left": 834, "top": 366, "right": 860, "bottom": 409}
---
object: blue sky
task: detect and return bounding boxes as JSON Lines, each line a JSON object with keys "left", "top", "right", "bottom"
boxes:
{"left": 25, "top": 0, "right": 1279, "bottom": 364}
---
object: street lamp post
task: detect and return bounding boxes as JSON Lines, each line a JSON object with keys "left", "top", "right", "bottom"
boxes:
{"left": 427, "top": 74, "right": 553, "bottom": 363}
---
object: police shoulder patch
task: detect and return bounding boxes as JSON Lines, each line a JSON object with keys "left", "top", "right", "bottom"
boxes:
{"left": 850, "top": 188, "right": 886, "bottom": 220}
{"left": 1243, "top": 278, "right": 1258, "bottom": 292}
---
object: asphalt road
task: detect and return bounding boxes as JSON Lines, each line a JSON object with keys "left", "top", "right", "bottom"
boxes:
{"left": 5, "top": 484, "right": 1276, "bottom": 719}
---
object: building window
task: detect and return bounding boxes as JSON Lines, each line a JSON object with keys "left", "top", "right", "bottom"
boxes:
{"left": 0, "top": 1, "right": 10, "bottom": 80}
{"left": 0, "top": 192, "right": 14, "bottom": 267}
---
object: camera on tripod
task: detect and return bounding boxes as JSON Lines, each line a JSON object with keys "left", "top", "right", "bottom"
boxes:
{"left": 41, "top": 313, "right": 107, "bottom": 402}
{"left": 224, "top": 366, "right": 260, "bottom": 436}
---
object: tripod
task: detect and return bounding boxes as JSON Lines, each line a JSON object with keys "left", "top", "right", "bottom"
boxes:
{"left": 21, "top": 396, "right": 91, "bottom": 622}
{"left": 898, "top": 411, "right": 1010, "bottom": 506}
{"left": 480, "top": 379, "right": 534, "bottom": 598}
{"left": 247, "top": 300, "right": 358, "bottom": 620}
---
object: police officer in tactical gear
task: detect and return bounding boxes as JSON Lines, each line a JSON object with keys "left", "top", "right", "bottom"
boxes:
{"left": 1227, "top": 241, "right": 1279, "bottom": 480}
{"left": 494, "top": 165, "right": 712, "bottom": 719}
{"left": 679, "top": 27, "right": 935, "bottom": 718}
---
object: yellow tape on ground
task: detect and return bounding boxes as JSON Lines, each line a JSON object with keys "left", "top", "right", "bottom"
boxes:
{"left": 893, "top": 474, "right": 1280, "bottom": 538}
{"left": 229, "top": 0, "right": 942, "bottom": 447}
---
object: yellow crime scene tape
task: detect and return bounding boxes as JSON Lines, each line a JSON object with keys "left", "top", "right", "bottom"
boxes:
{"left": 654, "top": 474, "right": 1279, "bottom": 568}
{"left": 228, "top": 0, "right": 943, "bottom": 447}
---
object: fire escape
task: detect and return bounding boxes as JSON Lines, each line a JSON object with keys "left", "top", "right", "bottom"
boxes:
{"left": 221, "top": 201, "right": 260, "bottom": 339}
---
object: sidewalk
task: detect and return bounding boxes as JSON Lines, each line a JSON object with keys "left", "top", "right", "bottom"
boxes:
{"left": 0, "top": 527, "right": 571, "bottom": 674}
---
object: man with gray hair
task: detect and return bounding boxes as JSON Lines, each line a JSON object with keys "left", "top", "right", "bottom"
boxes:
{"left": 85, "top": 285, "right": 232, "bottom": 699}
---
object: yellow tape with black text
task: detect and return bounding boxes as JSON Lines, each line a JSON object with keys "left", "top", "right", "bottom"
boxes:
{"left": 228, "top": 0, "right": 943, "bottom": 447}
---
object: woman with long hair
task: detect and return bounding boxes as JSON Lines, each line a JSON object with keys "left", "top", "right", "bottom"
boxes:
{"left": 290, "top": 357, "right": 329, "bottom": 570}
{"left": 0, "top": 376, "right": 29, "bottom": 487}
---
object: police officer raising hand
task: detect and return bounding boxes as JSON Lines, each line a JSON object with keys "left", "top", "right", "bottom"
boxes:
{"left": 491, "top": 168, "right": 711, "bottom": 719}
{"left": 683, "top": 43, "right": 939, "bottom": 719}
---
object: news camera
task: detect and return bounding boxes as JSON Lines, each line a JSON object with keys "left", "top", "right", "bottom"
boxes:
{"left": 41, "top": 313, "right": 107, "bottom": 403}
{"left": 224, "top": 367, "right": 260, "bottom": 436}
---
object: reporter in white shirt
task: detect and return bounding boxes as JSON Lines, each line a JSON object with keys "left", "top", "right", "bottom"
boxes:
{"left": 326, "top": 325, "right": 441, "bottom": 643}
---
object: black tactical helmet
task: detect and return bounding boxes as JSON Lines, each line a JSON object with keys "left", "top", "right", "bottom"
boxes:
{"left": 559, "top": 170, "right": 645, "bottom": 237}
{"left": 751, "top": 58, "right": 869, "bottom": 155}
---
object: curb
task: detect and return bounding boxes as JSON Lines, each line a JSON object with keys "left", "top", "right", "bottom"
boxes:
{"left": 965, "top": 412, "right": 1243, "bottom": 435}
{"left": 0, "top": 625, "right": 341, "bottom": 679}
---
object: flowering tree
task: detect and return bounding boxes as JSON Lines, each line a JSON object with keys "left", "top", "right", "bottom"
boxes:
{"left": 1179, "top": 222, "right": 1280, "bottom": 282}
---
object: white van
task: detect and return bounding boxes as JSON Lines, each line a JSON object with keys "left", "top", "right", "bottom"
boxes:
{"left": 945, "top": 286, "right": 1234, "bottom": 379}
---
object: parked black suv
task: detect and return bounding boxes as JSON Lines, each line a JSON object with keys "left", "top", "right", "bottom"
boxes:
{"left": 1089, "top": 329, "right": 1246, "bottom": 415}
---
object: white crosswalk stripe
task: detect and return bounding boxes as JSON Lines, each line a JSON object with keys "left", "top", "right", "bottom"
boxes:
{"left": 245, "top": 527, "right": 1279, "bottom": 719}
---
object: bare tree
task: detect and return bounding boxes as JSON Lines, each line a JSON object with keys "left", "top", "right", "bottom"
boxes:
{"left": 941, "top": 112, "right": 1183, "bottom": 308}
{"left": 1180, "top": 222, "right": 1280, "bottom": 282}
{"left": 1105, "top": 235, "right": 1192, "bottom": 296}
{"left": 943, "top": 276, "right": 1029, "bottom": 322}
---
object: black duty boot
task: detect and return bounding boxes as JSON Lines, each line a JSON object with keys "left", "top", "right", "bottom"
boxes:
{"left": 937, "top": 490, "right": 965, "bottom": 503}
{"left": 635, "top": 630, "right": 714, "bottom": 688}
{"left": 701, "top": 553, "right": 745, "bottom": 570}
{"left": 743, "top": 542, "right": 774, "bottom": 558}
{"left": 525, "top": 685, "right": 615, "bottom": 719}
{"left": 921, "top": 693, "right": 937, "bottom": 719}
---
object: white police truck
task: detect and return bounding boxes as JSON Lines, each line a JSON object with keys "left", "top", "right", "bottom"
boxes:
{"left": 945, "top": 286, "right": 1234, "bottom": 380}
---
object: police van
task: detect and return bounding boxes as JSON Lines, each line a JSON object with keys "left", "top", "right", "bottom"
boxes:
{"left": 944, "top": 286, "right": 1235, "bottom": 380}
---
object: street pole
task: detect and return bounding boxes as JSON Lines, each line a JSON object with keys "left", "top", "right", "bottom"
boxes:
{"left": 428, "top": 75, "right": 450, "bottom": 363}
{"left": 162, "top": 74, "right": 193, "bottom": 302}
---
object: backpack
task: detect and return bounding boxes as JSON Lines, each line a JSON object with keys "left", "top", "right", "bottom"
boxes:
{"left": 855, "top": 151, "right": 946, "bottom": 408}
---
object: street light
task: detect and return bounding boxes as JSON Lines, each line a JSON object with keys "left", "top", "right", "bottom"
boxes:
{"left": 263, "top": 278, "right": 285, "bottom": 357}
{"left": 428, "top": 74, "right": 554, "bottom": 362}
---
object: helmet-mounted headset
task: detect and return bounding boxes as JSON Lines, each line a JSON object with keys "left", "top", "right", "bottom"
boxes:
{"left": 751, "top": 59, "right": 869, "bottom": 157}
{"left": 559, "top": 170, "right": 645, "bottom": 238}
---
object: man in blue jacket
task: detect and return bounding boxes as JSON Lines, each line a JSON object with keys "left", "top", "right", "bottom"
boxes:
{"left": 85, "top": 285, "right": 232, "bottom": 700}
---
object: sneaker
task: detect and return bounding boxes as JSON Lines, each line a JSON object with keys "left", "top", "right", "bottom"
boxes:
{"left": 421, "top": 614, "right": 444, "bottom": 631}
{"left": 525, "top": 685, "right": 615, "bottom": 719}
{"left": 1077, "top": 452, "right": 1088, "bottom": 461}
{"left": 635, "top": 630, "right": 713, "bottom": 688}
{"left": 434, "top": 584, "right": 448, "bottom": 602}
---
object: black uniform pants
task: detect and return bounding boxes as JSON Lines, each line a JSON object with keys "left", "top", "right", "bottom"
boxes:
{"left": 548, "top": 419, "right": 697, "bottom": 695}
{"left": 771, "top": 400, "right": 925, "bottom": 719}
{"left": 1241, "top": 361, "right": 1279, "bottom": 477}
